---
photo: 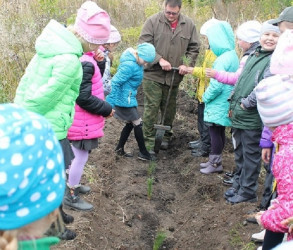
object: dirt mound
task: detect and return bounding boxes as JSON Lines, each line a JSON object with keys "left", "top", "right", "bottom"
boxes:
{"left": 53, "top": 87, "right": 264, "bottom": 250}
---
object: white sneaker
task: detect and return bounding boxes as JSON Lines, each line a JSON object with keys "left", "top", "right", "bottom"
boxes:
{"left": 257, "top": 247, "right": 262, "bottom": 250}
{"left": 251, "top": 229, "right": 266, "bottom": 243}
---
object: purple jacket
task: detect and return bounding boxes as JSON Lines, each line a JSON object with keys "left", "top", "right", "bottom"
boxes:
{"left": 260, "top": 126, "right": 273, "bottom": 148}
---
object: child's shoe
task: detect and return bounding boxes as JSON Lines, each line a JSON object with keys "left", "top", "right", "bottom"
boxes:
{"left": 138, "top": 152, "right": 156, "bottom": 161}
{"left": 115, "top": 148, "right": 133, "bottom": 157}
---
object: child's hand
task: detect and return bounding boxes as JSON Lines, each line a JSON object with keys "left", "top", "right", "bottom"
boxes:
{"left": 255, "top": 211, "right": 265, "bottom": 226}
{"left": 262, "top": 148, "right": 272, "bottom": 164}
{"left": 178, "top": 65, "right": 188, "bottom": 75}
{"left": 205, "top": 68, "right": 216, "bottom": 78}
{"left": 281, "top": 217, "right": 293, "bottom": 233}
{"left": 186, "top": 67, "right": 194, "bottom": 74}
{"left": 106, "top": 109, "right": 115, "bottom": 119}
{"left": 94, "top": 49, "right": 104, "bottom": 62}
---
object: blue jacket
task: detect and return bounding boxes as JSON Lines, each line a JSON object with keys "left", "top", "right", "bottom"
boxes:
{"left": 203, "top": 21, "right": 239, "bottom": 126}
{"left": 106, "top": 48, "right": 144, "bottom": 108}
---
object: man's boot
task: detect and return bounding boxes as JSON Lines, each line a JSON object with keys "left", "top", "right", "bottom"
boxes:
{"left": 200, "top": 154, "right": 223, "bottom": 174}
{"left": 63, "top": 185, "right": 93, "bottom": 211}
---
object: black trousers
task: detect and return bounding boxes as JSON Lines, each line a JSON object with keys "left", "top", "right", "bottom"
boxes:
{"left": 262, "top": 229, "right": 284, "bottom": 250}
{"left": 197, "top": 102, "right": 211, "bottom": 152}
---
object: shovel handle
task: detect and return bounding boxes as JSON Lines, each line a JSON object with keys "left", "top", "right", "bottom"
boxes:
{"left": 160, "top": 67, "right": 179, "bottom": 124}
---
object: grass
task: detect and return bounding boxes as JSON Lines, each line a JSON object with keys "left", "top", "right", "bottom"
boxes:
{"left": 229, "top": 223, "right": 256, "bottom": 250}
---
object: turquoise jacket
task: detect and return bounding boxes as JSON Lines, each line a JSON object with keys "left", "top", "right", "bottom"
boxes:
{"left": 14, "top": 20, "right": 83, "bottom": 140}
{"left": 106, "top": 48, "right": 144, "bottom": 108}
{"left": 203, "top": 21, "right": 239, "bottom": 126}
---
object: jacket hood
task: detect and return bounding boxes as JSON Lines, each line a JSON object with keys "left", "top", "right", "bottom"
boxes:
{"left": 207, "top": 21, "right": 235, "bottom": 57}
{"left": 120, "top": 48, "right": 138, "bottom": 64}
{"left": 35, "top": 20, "right": 83, "bottom": 58}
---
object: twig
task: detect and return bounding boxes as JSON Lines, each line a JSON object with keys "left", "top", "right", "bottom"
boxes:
{"left": 173, "top": 215, "right": 193, "bottom": 236}
{"left": 118, "top": 204, "right": 127, "bottom": 223}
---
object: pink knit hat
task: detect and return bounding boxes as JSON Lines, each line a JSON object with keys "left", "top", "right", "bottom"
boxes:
{"left": 106, "top": 25, "right": 121, "bottom": 44}
{"left": 74, "top": 1, "right": 111, "bottom": 44}
{"left": 270, "top": 29, "right": 293, "bottom": 75}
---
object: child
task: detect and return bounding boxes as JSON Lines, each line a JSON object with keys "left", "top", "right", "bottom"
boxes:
{"left": 206, "top": 20, "right": 262, "bottom": 86}
{"left": 98, "top": 25, "right": 121, "bottom": 96}
{"left": 14, "top": 1, "right": 111, "bottom": 239}
{"left": 188, "top": 20, "right": 239, "bottom": 174}
{"left": 106, "top": 42, "right": 156, "bottom": 161}
{"left": 225, "top": 21, "right": 280, "bottom": 204}
{"left": 66, "top": 48, "right": 114, "bottom": 211}
{"left": 0, "top": 103, "right": 65, "bottom": 250}
{"left": 255, "top": 29, "right": 293, "bottom": 244}
{"left": 186, "top": 18, "right": 218, "bottom": 158}
{"left": 206, "top": 20, "right": 262, "bottom": 185}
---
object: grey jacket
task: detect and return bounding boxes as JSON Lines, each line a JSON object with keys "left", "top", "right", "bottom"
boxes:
{"left": 138, "top": 11, "right": 200, "bottom": 86}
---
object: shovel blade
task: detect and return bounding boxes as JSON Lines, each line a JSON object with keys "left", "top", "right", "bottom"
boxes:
{"left": 153, "top": 124, "right": 171, "bottom": 153}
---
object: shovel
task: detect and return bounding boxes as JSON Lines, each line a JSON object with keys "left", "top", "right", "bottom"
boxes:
{"left": 154, "top": 67, "right": 179, "bottom": 153}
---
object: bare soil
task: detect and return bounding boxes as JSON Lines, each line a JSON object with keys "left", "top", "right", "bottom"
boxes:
{"left": 53, "top": 87, "right": 265, "bottom": 250}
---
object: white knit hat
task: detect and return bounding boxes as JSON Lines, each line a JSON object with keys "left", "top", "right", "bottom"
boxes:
{"left": 255, "top": 75, "right": 293, "bottom": 127}
{"left": 236, "top": 21, "right": 262, "bottom": 43}
{"left": 200, "top": 18, "right": 220, "bottom": 36}
{"left": 106, "top": 25, "right": 121, "bottom": 44}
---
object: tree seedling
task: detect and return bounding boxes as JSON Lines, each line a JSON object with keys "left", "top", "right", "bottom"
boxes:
{"left": 147, "top": 161, "right": 156, "bottom": 176}
{"left": 153, "top": 231, "right": 167, "bottom": 250}
{"left": 147, "top": 177, "right": 154, "bottom": 200}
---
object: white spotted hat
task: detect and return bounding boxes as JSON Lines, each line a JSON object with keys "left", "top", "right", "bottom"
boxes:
{"left": 0, "top": 104, "right": 65, "bottom": 230}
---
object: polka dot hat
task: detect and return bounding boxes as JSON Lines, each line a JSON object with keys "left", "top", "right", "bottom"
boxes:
{"left": 0, "top": 104, "right": 65, "bottom": 230}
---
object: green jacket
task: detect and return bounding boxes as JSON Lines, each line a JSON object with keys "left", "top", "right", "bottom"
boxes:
{"left": 18, "top": 237, "right": 59, "bottom": 250}
{"left": 14, "top": 20, "right": 83, "bottom": 140}
{"left": 229, "top": 46, "right": 272, "bottom": 130}
{"left": 138, "top": 11, "right": 200, "bottom": 87}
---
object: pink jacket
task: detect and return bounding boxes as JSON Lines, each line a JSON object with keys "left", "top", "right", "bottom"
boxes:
{"left": 214, "top": 55, "right": 248, "bottom": 85}
{"left": 68, "top": 52, "right": 106, "bottom": 140}
{"left": 260, "top": 123, "right": 293, "bottom": 240}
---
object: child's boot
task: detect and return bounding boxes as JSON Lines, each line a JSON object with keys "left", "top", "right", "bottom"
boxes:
{"left": 59, "top": 204, "right": 74, "bottom": 224}
{"left": 115, "top": 122, "right": 133, "bottom": 157}
{"left": 134, "top": 123, "right": 154, "bottom": 161}
{"left": 200, "top": 154, "right": 223, "bottom": 174}
{"left": 63, "top": 185, "right": 93, "bottom": 211}
{"left": 79, "top": 184, "right": 91, "bottom": 194}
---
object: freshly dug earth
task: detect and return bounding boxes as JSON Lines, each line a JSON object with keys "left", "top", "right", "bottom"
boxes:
{"left": 53, "top": 87, "right": 266, "bottom": 250}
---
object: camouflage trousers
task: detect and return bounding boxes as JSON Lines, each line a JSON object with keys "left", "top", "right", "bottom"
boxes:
{"left": 142, "top": 79, "right": 179, "bottom": 151}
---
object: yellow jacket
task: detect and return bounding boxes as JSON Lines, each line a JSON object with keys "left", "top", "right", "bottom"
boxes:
{"left": 192, "top": 49, "right": 217, "bottom": 103}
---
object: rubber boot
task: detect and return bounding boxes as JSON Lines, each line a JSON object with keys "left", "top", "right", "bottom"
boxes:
{"left": 134, "top": 123, "right": 153, "bottom": 161}
{"left": 59, "top": 204, "right": 74, "bottom": 224}
{"left": 115, "top": 123, "right": 133, "bottom": 157}
{"left": 200, "top": 154, "right": 223, "bottom": 174}
{"left": 63, "top": 185, "right": 93, "bottom": 211}
{"left": 200, "top": 160, "right": 210, "bottom": 168}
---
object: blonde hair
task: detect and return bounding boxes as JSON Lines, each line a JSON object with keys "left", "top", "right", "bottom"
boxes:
{"left": 0, "top": 210, "right": 63, "bottom": 250}
{"left": 0, "top": 231, "right": 18, "bottom": 250}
